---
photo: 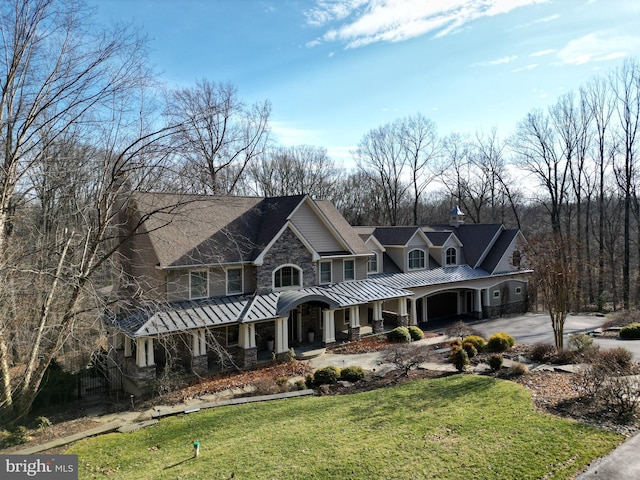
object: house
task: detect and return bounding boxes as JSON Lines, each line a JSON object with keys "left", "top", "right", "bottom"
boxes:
{"left": 107, "top": 194, "right": 529, "bottom": 395}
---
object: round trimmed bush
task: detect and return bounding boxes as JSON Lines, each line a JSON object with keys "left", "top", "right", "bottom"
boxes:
{"left": 340, "top": 365, "right": 365, "bottom": 382}
{"left": 451, "top": 347, "right": 469, "bottom": 372}
{"left": 530, "top": 343, "right": 556, "bottom": 363}
{"left": 489, "top": 354, "right": 504, "bottom": 371}
{"left": 568, "top": 333, "right": 596, "bottom": 352}
{"left": 620, "top": 323, "right": 640, "bottom": 339}
{"left": 462, "top": 335, "right": 486, "bottom": 352}
{"left": 387, "top": 326, "right": 411, "bottom": 343}
{"left": 313, "top": 365, "right": 341, "bottom": 385}
{"left": 314, "top": 366, "right": 341, "bottom": 385}
{"left": 462, "top": 341, "right": 478, "bottom": 358}
{"left": 407, "top": 325, "right": 425, "bottom": 341}
{"left": 487, "top": 332, "right": 516, "bottom": 352}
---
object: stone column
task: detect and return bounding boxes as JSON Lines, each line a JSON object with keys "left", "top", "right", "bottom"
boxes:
{"left": 348, "top": 305, "right": 360, "bottom": 341}
{"left": 322, "top": 309, "right": 336, "bottom": 345}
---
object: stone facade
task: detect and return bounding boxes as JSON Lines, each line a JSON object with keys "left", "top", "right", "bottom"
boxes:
{"left": 373, "top": 319, "right": 384, "bottom": 334}
{"left": 239, "top": 347, "right": 257, "bottom": 368}
{"left": 256, "top": 228, "right": 316, "bottom": 294}
{"left": 191, "top": 355, "right": 208, "bottom": 375}
{"left": 348, "top": 326, "right": 360, "bottom": 342}
{"left": 483, "top": 300, "right": 527, "bottom": 319}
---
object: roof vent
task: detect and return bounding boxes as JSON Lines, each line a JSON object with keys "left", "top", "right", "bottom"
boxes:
{"left": 450, "top": 205, "right": 465, "bottom": 227}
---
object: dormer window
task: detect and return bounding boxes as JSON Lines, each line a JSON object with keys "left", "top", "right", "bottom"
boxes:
{"left": 343, "top": 259, "right": 355, "bottom": 281}
{"left": 189, "top": 270, "right": 208, "bottom": 300}
{"left": 367, "top": 253, "right": 378, "bottom": 274}
{"left": 445, "top": 247, "right": 457, "bottom": 266}
{"left": 226, "top": 267, "right": 243, "bottom": 295}
{"left": 408, "top": 249, "right": 426, "bottom": 270}
{"left": 274, "top": 265, "right": 302, "bottom": 290}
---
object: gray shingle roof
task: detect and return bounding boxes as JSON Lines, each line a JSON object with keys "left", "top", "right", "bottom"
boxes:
{"left": 481, "top": 229, "right": 519, "bottom": 273}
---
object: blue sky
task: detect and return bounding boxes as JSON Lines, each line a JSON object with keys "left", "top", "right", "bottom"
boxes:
{"left": 92, "top": 0, "right": 640, "bottom": 166}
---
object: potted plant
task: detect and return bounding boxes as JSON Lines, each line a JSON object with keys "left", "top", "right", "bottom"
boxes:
{"left": 308, "top": 327, "right": 315, "bottom": 343}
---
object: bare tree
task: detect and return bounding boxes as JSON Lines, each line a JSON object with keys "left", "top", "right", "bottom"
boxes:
{"left": 250, "top": 145, "right": 341, "bottom": 198}
{"left": 609, "top": 59, "right": 640, "bottom": 309}
{"left": 0, "top": 0, "right": 180, "bottom": 421}
{"left": 399, "top": 114, "right": 442, "bottom": 225}
{"left": 166, "top": 80, "right": 271, "bottom": 195}
{"left": 525, "top": 234, "right": 578, "bottom": 350}
{"left": 355, "top": 122, "right": 412, "bottom": 226}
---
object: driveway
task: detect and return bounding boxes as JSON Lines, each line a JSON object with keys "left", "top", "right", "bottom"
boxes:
{"left": 424, "top": 312, "right": 640, "bottom": 360}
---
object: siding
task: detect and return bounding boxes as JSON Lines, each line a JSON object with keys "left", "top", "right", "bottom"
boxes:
{"left": 291, "top": 201, "right": 344, "bottom": 253}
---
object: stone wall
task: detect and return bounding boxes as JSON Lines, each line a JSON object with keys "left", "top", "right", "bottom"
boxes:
{"left": 256, "top": 228, "right": 315, "bottom": 294}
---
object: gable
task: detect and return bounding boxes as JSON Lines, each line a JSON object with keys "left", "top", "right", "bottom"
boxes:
{"left": 290, "top": 200, "right": 346, "bottom": 254}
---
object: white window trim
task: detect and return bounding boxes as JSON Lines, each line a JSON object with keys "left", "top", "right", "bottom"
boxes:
{"left": 445, "top": 247, "right": 457, "bottom": 266}
{"left": 319, "top": 260, "right": 332, "bottom": 284}
{"left": 515, "top": 287, "right": 522, "bottom": 296}
{"left": 367, "top": 253, "right": 379, "bottom": 274}
{"left": 493, "top": 290, "right": 501, "bottom": 299}
{"left": 273, "top": 264, "right": 303, "bottom": 291}
{"left": 343, "top": 259, "right": 355, "bottom": 281}
{"left": 189, "top": 270, "right": 209, "bottom": 300}
{"left": 226, "top": 267, "right": 244, "bottom": 295}
{"left": 408, "top": 249, "right": 426, "bottom": 271}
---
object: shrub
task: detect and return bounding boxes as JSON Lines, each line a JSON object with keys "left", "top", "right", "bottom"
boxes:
{"left": 620, "top": 323, "right": 640, "bottom": 339}
{"left": 295, "top": 379, "right": 307, "bottom": 391}
{"left": 2, "top": 426, "right": 29, "bottom": 448}
{"left": 487, "top": 332, "right": 515, "bottom": 352}
{"left": 462, "top": 335, "right": 486, "bottom": 352}
{"left": 568, "top": 333, "right": 597, "bottom": 352}
{"left": 449, "top": 339, "right": 462, "bottom": 349}
{"left": 508, "top": 362, "right": 529, "bottom": 376}
{"left": 444, "top": 321, "right": 481, "bottom": 339}
{"left": 340, "top": 366, "right": 365, "bottom": 382}
{"left": 407, "top": 325, "right": 425, "bottom": 341}
{"left": 593, "top": 347, "right": 634, "bottom": 371}
{"left": 381, "top": 344, "right": 434, "bottom": 377}
{"left": 529, "top": 343, "right": 556, "bottom": 363}
{"left": 451, "top": 348, "right": 470, "bottom": 372}
{"left": 387, "top": 326, "right": 411, "bottom": 343}
{"left": 462, "top": 341, "right": 478, "bottom": 358}
{"left": 313, "top": 366, "right": 341, "bottom": 385}
{"left": 275, "top": 376, "right": 289, "bottom": 387}
{"left": 488, "top": 354, "right": 503, "bottom": 371}
{"left": 305, "top": 373, "right": 315, "bottom": 389}
{"left": 553, "top": 349, "right": 578, "bottom": 365}
{"left": 34, "top": 416, "right": 52, "bottom": 430}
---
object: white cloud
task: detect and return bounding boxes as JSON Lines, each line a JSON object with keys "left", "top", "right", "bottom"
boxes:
{"left": 511, "top": 64, "right": 538, "bottom": 72}
{"left": 556, "top": 31, "right": 640, "bottom": 65}
{"left": 305, "top": 0, "right": 550, "bottom": 49}
{"left": 270, "top": 121, "right": 320, "bottom": 146}
{"left": 530, "top": 48, "right": 555, "bottom": 57}
{"left": 472, "top": 55, "right": 519, "bottom": 67}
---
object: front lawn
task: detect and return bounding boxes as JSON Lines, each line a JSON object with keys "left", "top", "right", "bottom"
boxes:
{"left": 68, "top": 375, "right": 622, "bottom": 479}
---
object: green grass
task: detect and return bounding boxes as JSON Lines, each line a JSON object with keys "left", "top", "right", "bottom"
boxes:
{"left": 68, "top": 375, "right": 622, "bottom": 479}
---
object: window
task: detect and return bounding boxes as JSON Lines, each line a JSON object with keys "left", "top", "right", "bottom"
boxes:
{"left": 190, "top": 271, "right": 208, "bottom": 300}
{"left": 344, "top": 308, "right": 350, "bottom": 326}
{"left": 445, "top": 247, "right": 457, "bottom": 266}
{"left": 512, "top": 250, "right": 522, "bottom": 268}
{"left": 226, "top": 267, "right": 243, "bottom": 295}
{"left": 344, "top": 259, "right": 355, "bottom": 281}
{"left": 515, "top": 287, "right": 522, "bottom": 296}
{"left": 408, "top": 249, "right": 425, "bottom": 270}
{"left": 274, "top": 265, "right": 302, "bottom": 289}
{"left": 367, "top": 253, "right": 378, "bottom": 273}
{"left": 493, "top": 290, "right": 501, "bottom": 299}
{"left": 319, "top": 261, "right": 332, "bottom": 284}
